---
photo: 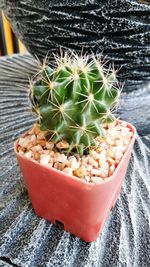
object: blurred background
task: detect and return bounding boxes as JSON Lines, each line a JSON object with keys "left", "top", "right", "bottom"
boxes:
{"left": 0, "top": 11, "right": 26, "bottom": 56}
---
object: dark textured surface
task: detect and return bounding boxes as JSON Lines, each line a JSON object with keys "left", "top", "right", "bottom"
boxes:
{"left": 0, "top": 54, "right": 150, "bottom": 267}
{"left": 0, "top": 259, "right": 16, "bottom": 266}
{"left": 0, "top": 0, "right": 150, "bottom": 83}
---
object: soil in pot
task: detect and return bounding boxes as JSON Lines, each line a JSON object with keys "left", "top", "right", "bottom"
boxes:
{"left": 17, "top": 120, "right": 133, "bottom": 184}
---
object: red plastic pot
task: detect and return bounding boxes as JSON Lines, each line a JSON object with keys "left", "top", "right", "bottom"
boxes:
{"left": 14, "top": 121, "right": 136, "bottom": 242}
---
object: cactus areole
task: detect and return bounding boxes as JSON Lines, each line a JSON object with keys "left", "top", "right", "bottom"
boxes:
{"left": 30, "top": 52, "right": 120, "bottom": 154}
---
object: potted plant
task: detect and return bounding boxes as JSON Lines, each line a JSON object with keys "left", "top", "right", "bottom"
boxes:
{"left": 14, "top": 51, "right": 136, "bottom": 242}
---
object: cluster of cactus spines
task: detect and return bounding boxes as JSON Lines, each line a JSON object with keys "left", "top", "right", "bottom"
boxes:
{"left": 30, "top": 51, "right": 120, "bottom": 154}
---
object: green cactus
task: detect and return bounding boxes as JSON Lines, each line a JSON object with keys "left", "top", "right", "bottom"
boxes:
{"left": 30, "top": 52, "right": 120, "bottom": 154}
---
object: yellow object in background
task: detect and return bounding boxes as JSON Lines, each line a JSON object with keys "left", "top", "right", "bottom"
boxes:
{"left": 0, "top": 12, "right": 27, "bottom": 56}
{"left": 2, "top": 12, "right": 14, "bottom": 55}
{"left": 18, "top": 40, "right": 27, "bottom": 55}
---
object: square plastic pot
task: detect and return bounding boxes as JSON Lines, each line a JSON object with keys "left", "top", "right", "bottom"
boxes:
{"left": 14, "top": 121, "right": 136, "bottom": 242}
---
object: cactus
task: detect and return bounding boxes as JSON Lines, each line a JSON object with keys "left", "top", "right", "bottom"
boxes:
{"left": 30, "top": 52, "right": 120, "bottom": 154}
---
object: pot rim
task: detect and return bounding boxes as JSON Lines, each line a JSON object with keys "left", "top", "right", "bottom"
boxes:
{"left": 14, "top": 119, "right": 136, "bottom": 187}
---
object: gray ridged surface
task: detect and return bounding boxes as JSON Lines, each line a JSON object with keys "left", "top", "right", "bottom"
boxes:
{"left": 0, "top": 54, "right": 150, "bottom": 267}
{"left": 0, "top": 0, "right": 150, "bottom": 83}
{"left": 0, "top": 260, "right": 15, "bottom": 267}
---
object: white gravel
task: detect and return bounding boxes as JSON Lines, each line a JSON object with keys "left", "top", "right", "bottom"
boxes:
{"left": 17, "top": 121, "right": 133, "bottom": 183}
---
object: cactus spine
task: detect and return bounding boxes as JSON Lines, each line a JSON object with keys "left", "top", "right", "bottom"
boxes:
{"left": 30, "top": 52, "right": 120, "bottom": 154}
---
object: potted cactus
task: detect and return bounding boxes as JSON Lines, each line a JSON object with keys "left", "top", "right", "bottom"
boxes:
{"left": 14, "top": 51, "right": 136, "bottom": 242}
